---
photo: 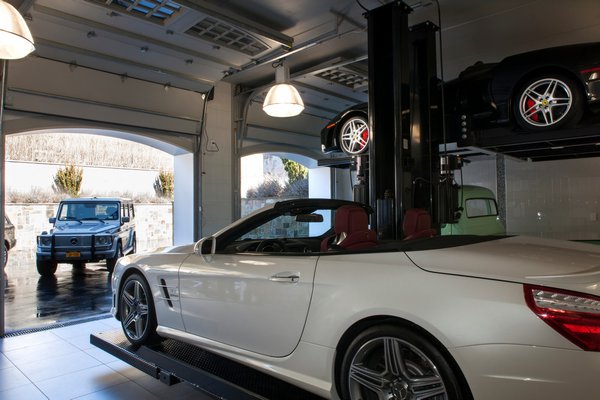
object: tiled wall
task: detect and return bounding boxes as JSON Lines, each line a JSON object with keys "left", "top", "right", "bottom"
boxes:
{"left": 462, "top": 157, "right": 600, "bottom": 240}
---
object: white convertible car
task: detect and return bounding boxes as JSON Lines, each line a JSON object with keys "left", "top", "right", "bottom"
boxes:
{"left": 111, "top": 199, "right": 600, "bottom": 400}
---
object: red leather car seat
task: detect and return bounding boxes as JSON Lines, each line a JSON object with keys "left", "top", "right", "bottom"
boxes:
{"left": 403, "top": 208, "right": 437, "bottom": 240}
{"left": 321, "top": 205, "right": 377, "bottom": 251}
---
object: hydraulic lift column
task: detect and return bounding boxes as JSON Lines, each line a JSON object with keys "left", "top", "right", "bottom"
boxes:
{"left": 365, "top": 1, "right": 442, "bottom": 239}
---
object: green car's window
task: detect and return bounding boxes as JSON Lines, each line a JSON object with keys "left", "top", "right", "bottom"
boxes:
{"left": 465, "top": 198, "right": 498, "bottom": 218}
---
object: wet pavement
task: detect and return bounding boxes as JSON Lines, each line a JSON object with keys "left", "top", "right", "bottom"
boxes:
{"left": 3, "top": 249, "right": 114, "bottom": 333}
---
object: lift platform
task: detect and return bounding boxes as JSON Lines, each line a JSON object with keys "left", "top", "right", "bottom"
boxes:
{"left": 90, "top": 330, "right": 327, "bottom": 400}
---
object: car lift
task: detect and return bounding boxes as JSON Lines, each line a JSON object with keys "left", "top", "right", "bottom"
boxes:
{"left": 90, "top": 1, "right": 451, "bottom": 398}
{"left": 90, "top": 330, "right": 325, "bottom": 400}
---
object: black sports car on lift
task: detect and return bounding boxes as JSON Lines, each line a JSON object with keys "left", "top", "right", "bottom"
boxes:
{"left": 322, "top": 42, "right": 600, "bottom": 155}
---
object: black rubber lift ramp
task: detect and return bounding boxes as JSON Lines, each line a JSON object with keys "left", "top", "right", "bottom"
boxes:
{"left": 90, "top": 330, "right": 327, "bottom": 400}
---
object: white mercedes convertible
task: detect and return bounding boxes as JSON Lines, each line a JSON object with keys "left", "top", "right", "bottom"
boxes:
{"left": 111, "top": 199, "right": 600, "bottom": 400}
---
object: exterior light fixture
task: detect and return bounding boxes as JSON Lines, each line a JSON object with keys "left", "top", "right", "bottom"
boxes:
{"left": 263, "top": 61, "right": 304, "bottom": 118}
{"left": 0, "top": 1, "right": 35, "bottom": 59}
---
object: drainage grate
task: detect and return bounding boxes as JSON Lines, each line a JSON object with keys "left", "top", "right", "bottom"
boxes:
{"left": 1, "top": 314, "right": 113, "bottom": 338}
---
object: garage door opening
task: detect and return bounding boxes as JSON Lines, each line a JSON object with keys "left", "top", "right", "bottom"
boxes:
{"left": 2, "top": 129, "right": 192, "bottom": 333}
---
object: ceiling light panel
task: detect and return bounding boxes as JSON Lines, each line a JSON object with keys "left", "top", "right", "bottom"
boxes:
{"left": 186, "top": 17, "right": 269, "bottom": 56}
{"left": 316, "top": 67, "right": 368, "bottom": 89}
{"left": 87, "top": 0, "right": 182, "bottom": 24}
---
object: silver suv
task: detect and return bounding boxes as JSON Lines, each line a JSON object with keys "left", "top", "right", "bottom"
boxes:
{"left": 36, "top": 197, "right": 136, "bottom": 276}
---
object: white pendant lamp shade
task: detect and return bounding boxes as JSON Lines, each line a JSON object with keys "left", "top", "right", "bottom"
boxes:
{"left": 263, "top": 62, "right": 304, "bottom": 117}
{"left": 0, "top": 1, "right": 35, "bottom": 59}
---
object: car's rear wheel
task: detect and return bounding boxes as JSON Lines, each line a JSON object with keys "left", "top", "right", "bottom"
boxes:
{"left": 36, "top": 259, "right": 58, "bottom": 276}
{"left": 119, "top": 273, "right": 160, "bottom": 347}
{"left": 72, "top": 262, "right": 86, "bottom": 269}
{"left": 339, "top": 115, "right": 369, "bottom": 155}
{"left": 513, "top": 73, "right": 584, "bottom": 131}
{"left": 340, "top": 325, "right": 465, "bottom": 400}
{"left": 106, "top": 243, "right": 123, "bottom": 273}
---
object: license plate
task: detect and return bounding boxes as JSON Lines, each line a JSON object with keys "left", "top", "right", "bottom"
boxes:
{"left": 66, "top": 251, "right": 80, "bottom": 258}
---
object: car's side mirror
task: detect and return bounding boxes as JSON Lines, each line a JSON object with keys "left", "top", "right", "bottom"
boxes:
{"left": 122, "top": 216, "right": 130, "bottom": 223}
{"left": 194, "top": 236, "right": 216, "bottom": 257}
{"left": 49, "top": 217, "right": 56, "bottom": 223}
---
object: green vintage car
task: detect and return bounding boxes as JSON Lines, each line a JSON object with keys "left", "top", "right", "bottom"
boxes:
{"left": 441, "top": 185, "right": 505, "bottom": 235}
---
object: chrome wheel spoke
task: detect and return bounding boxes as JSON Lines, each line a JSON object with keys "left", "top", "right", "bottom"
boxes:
{"left": 122, "top": 291, "right": 135, "bottom": 308}
{"left": 383, "top": 337, "right": 405, "bottom": 376}
{"left": 410, "top": 375, "right": 446, "bottom": 399}
{"left": 349, "top": 363, "right": 389, "bottom": 399}
{"left": 134, "top": 314, "right": 146, "bottom": 338}
{"left": 122, "top": 309, "right": 136, "bottom": 332}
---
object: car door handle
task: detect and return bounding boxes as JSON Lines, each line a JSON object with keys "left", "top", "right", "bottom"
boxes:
{"left": 269, "top": 272, "right": 300, "bottom": 283}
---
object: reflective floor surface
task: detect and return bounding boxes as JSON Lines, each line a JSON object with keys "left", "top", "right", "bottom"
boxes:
{"left": 3, "top": 249, "right": 113, "bottom": 333}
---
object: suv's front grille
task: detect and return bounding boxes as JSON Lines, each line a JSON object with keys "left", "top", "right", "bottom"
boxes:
{"left": 53, "top": 235, "right": 93, "bottom": 247}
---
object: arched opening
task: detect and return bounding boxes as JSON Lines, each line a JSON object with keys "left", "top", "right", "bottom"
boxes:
{"left": 2, "top": 127, "right": 196, "bottom": 332}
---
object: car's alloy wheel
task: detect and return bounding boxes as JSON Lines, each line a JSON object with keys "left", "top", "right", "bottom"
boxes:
{"left": 514, "top": 74, "right": 583, "bottom": 131}
{"left": 339, "top": 116, "right": 369, "bottom": 155}
{"left": 340, "top": 325, "right": 464, "bottom": 400}
{"left": 119, "top": 273, "right": 159, "bottom": 346}
{"left": 36, "top": 259, "right": 58, "bottom": 276}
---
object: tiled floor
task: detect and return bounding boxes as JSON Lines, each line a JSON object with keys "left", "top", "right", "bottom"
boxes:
{"left": 0, "top": 317, "right": 216, "bottom": 400}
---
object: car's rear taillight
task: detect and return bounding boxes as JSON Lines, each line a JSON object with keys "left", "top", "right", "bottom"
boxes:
{"left": 524, "top": 284, "right": 600, "bottom": 351}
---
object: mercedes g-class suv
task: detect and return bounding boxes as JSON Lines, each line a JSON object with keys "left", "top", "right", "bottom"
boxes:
{"left": 36, "top": 197, "right": 136, "bottom": 276}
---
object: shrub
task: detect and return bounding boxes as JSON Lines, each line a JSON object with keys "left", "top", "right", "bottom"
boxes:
{"left": 281, "top": 158, "right": 307, "bottom": 183}
{"left": 282, "top": 178, "right": 308, "bottom": 198}
{"left": 154, "top": 169, "right": 174, "bottom": 199}
{"left": 246, "top": 179, "right": 283, "bottom": 198}
{"left": 53, "top": 164, "right": 83, "bottom": 197}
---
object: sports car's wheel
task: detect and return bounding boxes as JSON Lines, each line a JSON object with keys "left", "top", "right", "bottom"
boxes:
{"left": 340, "top": 325, "right": 465, "bottom": 400}
{"left": 513, "top": 74, "right": 583, "bottom": 131}
{"left": 119, "top": 273, "right": 160, "bottom": 347}
{"left": 339, "top": 115, "right": 369, "bottom": 155}
{"left": 106, "top": 242, "right": 123, "bottom": 273}
{"left": 36, "top": 259, "right": 58, "bottom": 276}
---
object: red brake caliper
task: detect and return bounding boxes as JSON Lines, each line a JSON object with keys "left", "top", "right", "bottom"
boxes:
{"left": 361, "top": 128, "right": 369, "bottom": 150}
{"left": 526, "top": 98, "right": 538, "bottom": 121}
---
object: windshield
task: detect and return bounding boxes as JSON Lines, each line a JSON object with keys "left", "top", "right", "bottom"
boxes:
{"left": 57, "top": 202, "right": 120, "bottom": 222}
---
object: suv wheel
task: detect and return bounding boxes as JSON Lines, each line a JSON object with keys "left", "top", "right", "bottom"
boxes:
{"left": 37, "top": 259, "right": 58, "bottom": 276}
{"left": 106, "top": 243, "right": 123, "bottom": 273}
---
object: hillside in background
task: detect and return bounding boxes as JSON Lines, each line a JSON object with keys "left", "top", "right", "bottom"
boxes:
{"left": 7, "top": 133, "right": 173, "bottom": 171}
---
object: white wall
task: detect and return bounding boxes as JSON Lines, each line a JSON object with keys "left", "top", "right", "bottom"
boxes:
{"left": 201, "top": 82, "right": 234, "bottom": 236}
{"left": 461, "top": 156, "right": 600, "bottom": 240}
{"left": 6, "top": 161, "right": 160, "bottom": 196}
{"left": 174, "top": 153, "right": 194, "bottom": 244}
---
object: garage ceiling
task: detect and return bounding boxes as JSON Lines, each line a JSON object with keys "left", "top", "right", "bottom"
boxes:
{"left": 8, "top": 0, "right": 600, "bottom": 123}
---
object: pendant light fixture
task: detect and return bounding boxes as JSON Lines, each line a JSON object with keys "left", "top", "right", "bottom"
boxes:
{"left": 0, "top": 1, "right": 35, "bottom": 60}
{"left": 262, "top": 60, "right": 304, "bottom": 118}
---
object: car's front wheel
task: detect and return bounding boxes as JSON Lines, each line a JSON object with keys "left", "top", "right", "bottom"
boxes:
{"left": 36, "top": 259, "right": 58, "bottom": 276}
{"left": 106, "top": 243, "right": 123, "bottom": 273}
{"left": 339, "top": 115, "right": 369, "bottom": 155}
{"left": 513, "top": 73, "right": 584, "bottom": 131}
{"left": 119, "top": 273, "right": 160, "bottom": 347}
{"left": 339, "top": 325, "right": 466, "bottom": 400}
